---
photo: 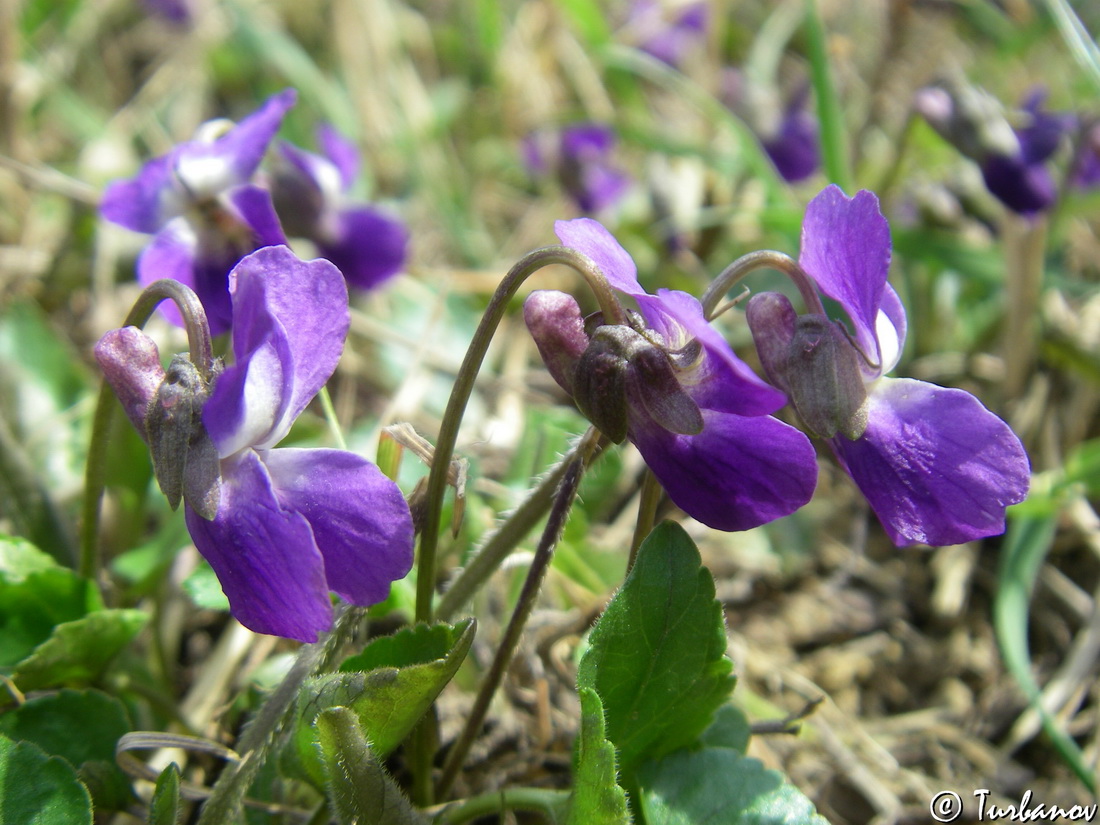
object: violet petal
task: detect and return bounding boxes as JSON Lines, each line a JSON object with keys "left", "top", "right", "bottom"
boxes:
{"left": 318, "top": 206, "right": 408, "bottom": 291}
{"left": 264, "top": 448, "right": 414, "bottom": 607}
{"left": 94, "top": 327, "right": 165, "bottom": 436}
{"left": 831, "top": 377, "right": 1030, "bottom": 546}
{"left": 630, "top": 409, "right": 818, "bottom": 532}
{"left": 100, "top": 156, "right": 174, "bottom": 233}
{"left": 799, "top": 186, "right": 893, "bottom": 365}
{"left": 185, "top": 450, "right": 332, "bottom": 641}
{"left": 554, "top": 218, "right": 644, "bottom": 296}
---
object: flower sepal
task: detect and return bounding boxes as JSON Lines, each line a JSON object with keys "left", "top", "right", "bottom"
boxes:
{"left": 144, "top": 354, "right": 222, "bottom": 520}
{"left": 747, "top": 291, "right": 868, "bottom": 441}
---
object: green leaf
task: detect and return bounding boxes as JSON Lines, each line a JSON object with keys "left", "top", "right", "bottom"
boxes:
{"left": 639, "top": 746, "right": 828, "bottom": 825}
{"left": 149, "top": 763, "right": 182, "bottom": 825}
{"left": 291, "top": 619, "right": 476, "bottom": 785}
{"left": 315, "top": 707, "right": 427, "bottom": 825}
{"left": 567, "top": 688, "right": 632, "bottom": 825}
{"left": 181, "top": 561, "right": 230, "bottom": 612}
{"left": 0, "top": 734, "right": 92, "bottom": 825}
{"left": 12, "top": 609, "right": 148, "bottom": 691}
{"left": 577, "top": 522, "right": 735, "bottom": 778}
{"left": 0, "top": 689, "right": 133, "bottom": 810}
{"left": 0, "top": 538, "right": 103, "bottom": 669}
{"left": 699, "top": 705, "right": 752, "bottom": 754}
{"left": 554, "top": 0, "right": 612, "bottom": 48}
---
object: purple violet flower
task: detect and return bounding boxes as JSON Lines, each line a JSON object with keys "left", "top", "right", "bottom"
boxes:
{"left": 96, "top": 245, "right": 414, "bottom": 641}
{"left": 624, "top": 0, "right": 709, "bottom": 68}
{"left": 747, "top": 186, "right": 1030, "bottom": 546}
{"left": 524, "top": 218, "right": 818, "bottom": 532}
{"left": 269, "top": 125, "right": 409, "bottom": 291}
{"left": 523, "top": 125, "right": 631, "bottom": 215}
{"left": 914, "top": 84, "right": 1071, "bottom": 216}
{"left": 101, "top": 90, "right": 296, "bottom": 335}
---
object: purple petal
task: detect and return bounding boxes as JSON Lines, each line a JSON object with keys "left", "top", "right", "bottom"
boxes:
{"left": 263, "top": 448, "right": 414, "bottom": 606}
{"left": 561, "top": 124, "right": 617, "bottom": 159}
{"left": 979, "top": 155, "right": 1056, "bottom": 216}
{"left": 554, "top": 218, "right": 643, "bottom": 296}
{"left": 523, "top": 290, "right": 589, "bottom": 395}
{"left": 317, "top": 125, "right": 360, "bottom": 191}
{"left": 136, "top": 219, "right": 208, "bottom": 330}
{"left": 575, "top": 164, "right": 632, "bottom": 214}
{"left": 224, "top": 184, "right": 287, "bottom": 248}
{"left": 178, "top": 89, "right": 297, "bottom": 191}
{"left": 635, "top": 289, "right": 787, "bottom": 415}
{"left": 317, "top": 206, "right": 408, "bottom": 291}
{"left": 100, "top": 156, "right": 174, "bottom": 233}
{"left": 630, "top": 410, "right": 818, "bottom": 532}
{"left": 206, "top": 247, "right": 348, "bottom": 452}
{"left": 831, "top": 377, "right": 1030, "bottom": 546}
{"left": 762, "top": 105, "right": 820, "bottom": 183}
{"left": 94, "top": 327, "right": 165, "bottom": 436}
{"left": 185, "top": 450, "right": 332, "bottom": 641}
{"left": 799, "top": 186, "right": 893, "bottom": 365}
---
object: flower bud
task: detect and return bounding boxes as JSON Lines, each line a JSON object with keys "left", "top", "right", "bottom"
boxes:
{"left": 747, "top": 292, "right": 868, "bottom": 440}
{"left": 144, "top": 354, "right": 221, "bottom": 519}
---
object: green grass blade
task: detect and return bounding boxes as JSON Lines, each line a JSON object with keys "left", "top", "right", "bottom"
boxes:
{"left": 803, "top": 0, "right": 852, "bottom": 192}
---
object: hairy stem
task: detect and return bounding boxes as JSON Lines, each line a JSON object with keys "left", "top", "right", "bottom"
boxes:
{"left": 434, "top": 433, "right": 597, "bottom": 799}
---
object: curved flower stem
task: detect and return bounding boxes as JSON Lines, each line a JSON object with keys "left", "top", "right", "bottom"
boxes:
{"left": 434, "top": 431, "right": 599, "bottom": 800}
{"left": 701, "top": 249, "right": 826, "bottom": 321}
{"left": 80, "top": 280, "right": 214, "bottom": 580}
{"left": 415, "top": 246, "right": 626, "bottom": 626}
{"left": 435, "top": 427, "right": 605, "bottom": 622}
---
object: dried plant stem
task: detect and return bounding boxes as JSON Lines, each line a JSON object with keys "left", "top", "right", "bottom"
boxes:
{"left": 1002, "top": 214, "right": 1047, "bottom": 399}
{"left": 80, "top": 280, "right": 215, "bottom": 580}
{"left": 434, "top": 442, "right": 594, "bottom": 800}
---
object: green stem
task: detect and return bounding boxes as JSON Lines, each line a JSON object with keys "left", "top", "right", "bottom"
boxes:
{"left": 804, "top": 0, "right": 852, "bottom": 192}
{"left": 431, "top": 787, "right": 569, "bottom": 825}
{"left": 415, "top": 246, "right": 626, "bottom": 626}
{"left": 317, "top": 385, "right": 347, "bottom": 450}
{"left": 80, "top": 279, "right": 214, "bottom": 581}
{"left": 701, "top": 250, "right": 826, "bottom": 320}
{"left": 628, "top": 469, "right": 663, "bottom": 573}
{"left": 435, "top": 427, "right": 604, "bottom": 622}
{"left": 434, "top": 432, "right": 598, "bottom": 799}
{"left": 196, "top": 605, "right": 364, "bottom": 824}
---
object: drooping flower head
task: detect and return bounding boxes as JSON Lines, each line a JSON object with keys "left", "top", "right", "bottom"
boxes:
{"left": 523, "top": 125, "right": 632, "bottom": 216}
{"left": 747, "top": 185, "right": 1030, "bottom": 545}
{"left": 100, "top": 90, "right": 296, "bottom": 334}
{"left": 268, "top": 125, "right": 409, "bottom": 291}
{"left": 722, "top": 68, "right": 821, "bottom": 184}
{"left": 525, "top": 218, "right": 818, "bottom": 531}
{"left": 96, "top": 245, "right": 414, "bottom": 641}
{"left": 914, "top": 82, "right": 1071, "bottom": 216}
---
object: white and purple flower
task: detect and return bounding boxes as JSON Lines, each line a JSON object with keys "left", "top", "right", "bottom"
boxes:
{"left": 525, "top": 218, "right": 819, "bottom": 532}
{"left": 269, "top": 125, "right": 409, "bottom": 292}
{"left": 96, "top": 245, "right": 414, "bottom": 641}
{"left": 100, "top": 90, "right": 296, "bottom": 335}
{"left": 748, "top": 186, "right": 1030, "bottom": 545}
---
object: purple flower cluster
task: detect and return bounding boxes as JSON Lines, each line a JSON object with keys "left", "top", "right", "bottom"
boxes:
{"left": 101, "top": 89, "right": 407, "bottom": 336}
{"left": 526, "top": 189, "right": 1030, "bottom": 546}
{"left": 526, "top": 219, "right": 818, "bottom": 531}
{"left": 97, "top": 246, "right": 414, "bottom": 641}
